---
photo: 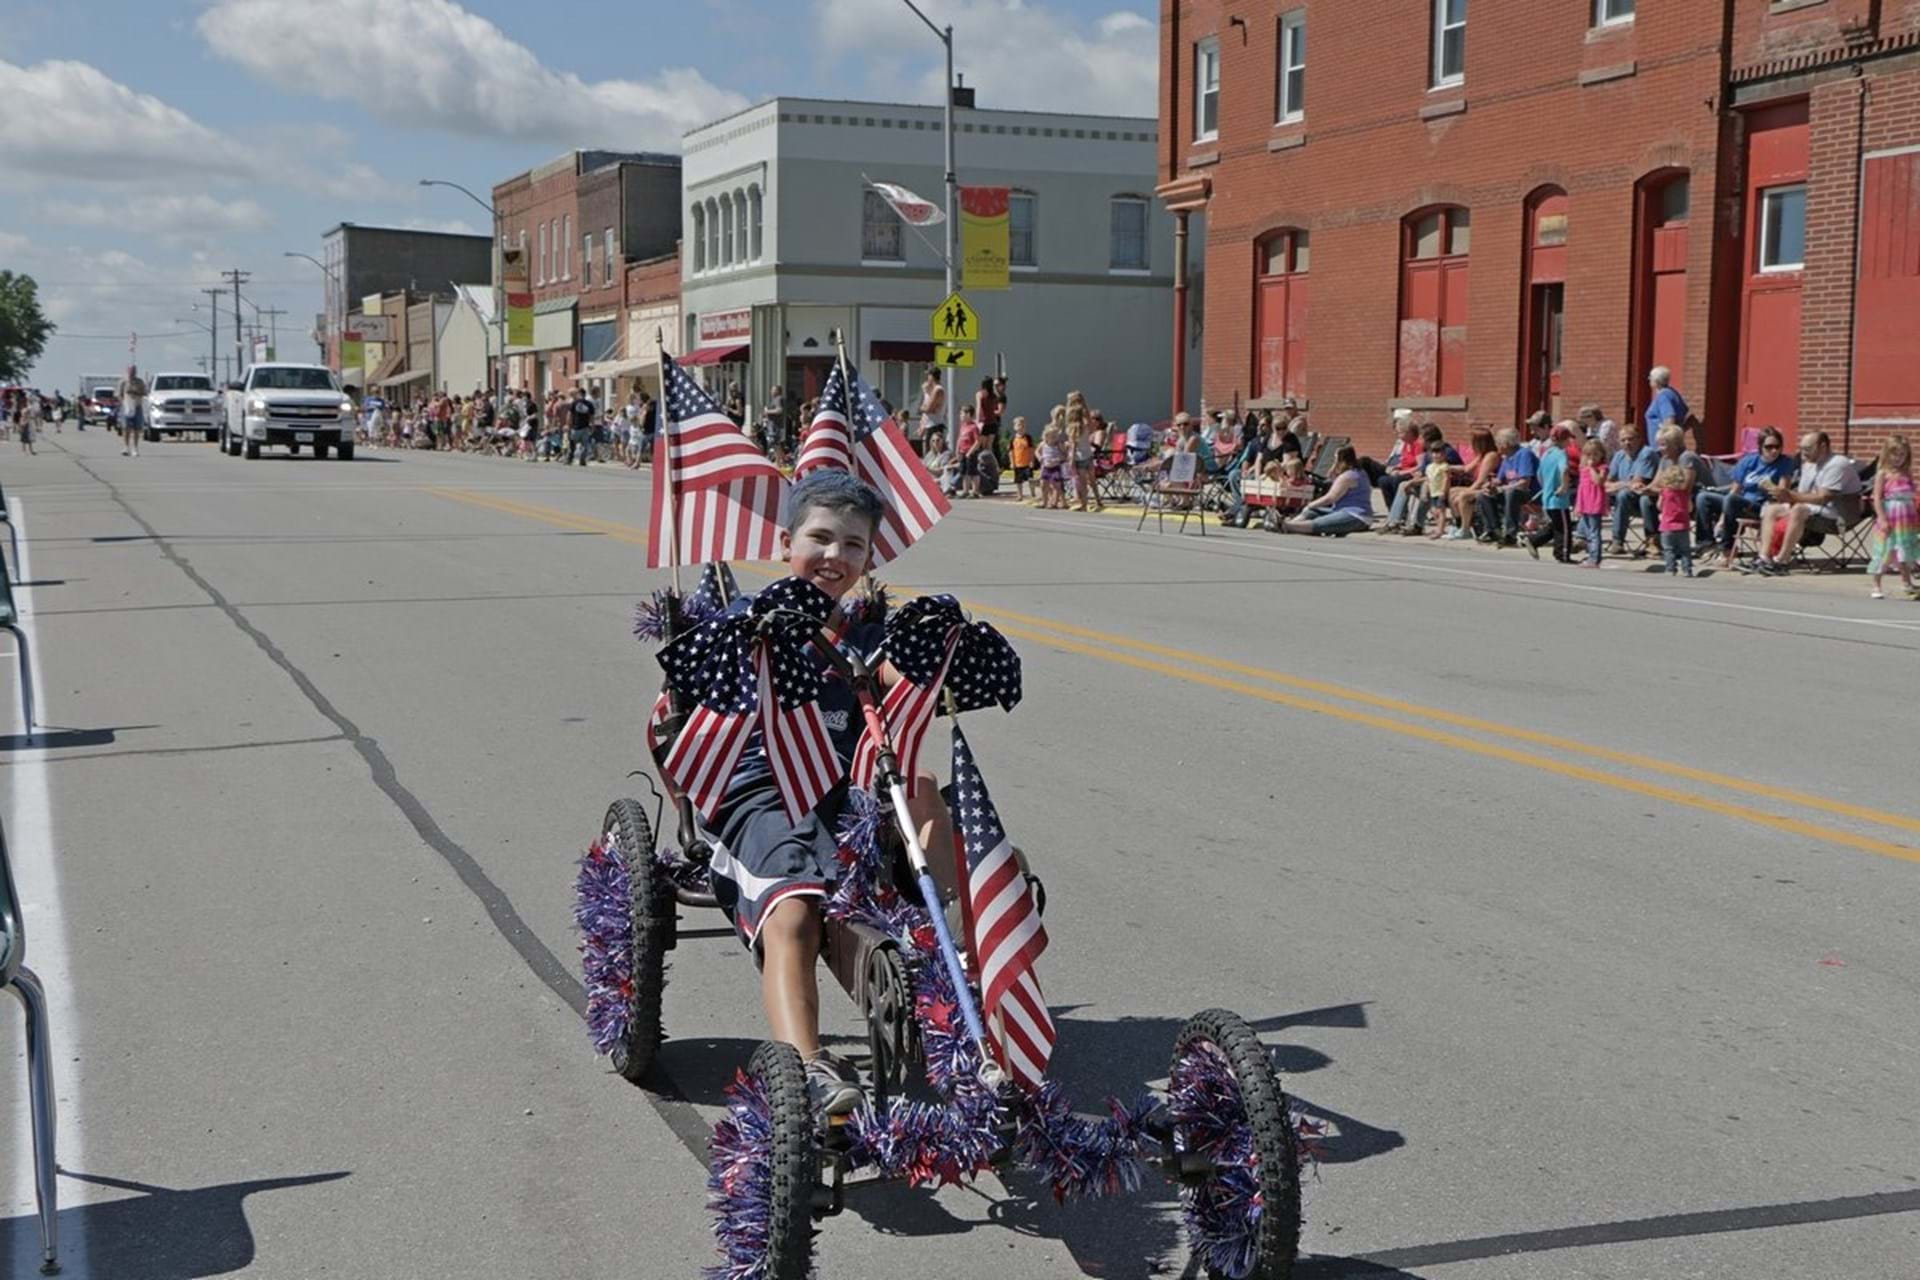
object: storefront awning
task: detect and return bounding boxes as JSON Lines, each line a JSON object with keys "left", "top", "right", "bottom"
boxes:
{"left": 678, "top": 343, "right": 749, "bottom": 368}
{"left": 378, "top": 367, "right": 432, "bottom": 389}
{"left": 870, "top": 340, "right": 934, "bottom": 362}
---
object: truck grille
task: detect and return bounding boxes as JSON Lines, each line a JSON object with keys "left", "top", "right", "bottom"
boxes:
{"left": 267, "top": 404, "right": 340, "bottom": 420}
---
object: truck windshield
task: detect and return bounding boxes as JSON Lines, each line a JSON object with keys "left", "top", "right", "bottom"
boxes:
{"left": 251, "top": 368, "right": 340, "bottom": 392}
{"left": 153, "top": 376, "right": 213, "bottom": 392}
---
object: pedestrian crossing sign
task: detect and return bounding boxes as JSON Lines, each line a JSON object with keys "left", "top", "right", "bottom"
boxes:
{"left": 935, "top": 344, "right": 976, "bottom": 368}
{"left": 929, "top": 292, "right": 981, "bottom": 344}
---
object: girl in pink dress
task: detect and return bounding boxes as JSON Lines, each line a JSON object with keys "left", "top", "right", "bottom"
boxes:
{"left": 1868, "top": 435, "right": 1917, "bottom": 600}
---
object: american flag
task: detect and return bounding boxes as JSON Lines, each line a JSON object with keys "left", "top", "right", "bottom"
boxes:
{"left": 643, "top": 565, "right": 740, "bottom": 762}
{"left": 950, "top": 726, "right": 1053, "bottom": 1091}
{"left": 647, "top": 353, "right": 788, "bottom": 568}
{"left": 851, "top": 595, "right": 1022, "bottom": 795}
{"left": 655, "top": 577, "right": 840, "bottom": 823}
{"left": 842, "top": 365, "right": 950, "bottom": 567}
{"left": 795, "top": 363, "right": 853, "bottom": 477}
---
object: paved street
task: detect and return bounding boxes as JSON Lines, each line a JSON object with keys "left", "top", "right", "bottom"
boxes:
{"left": 3, "top": 431, "right": 1918, "bottom": 1280}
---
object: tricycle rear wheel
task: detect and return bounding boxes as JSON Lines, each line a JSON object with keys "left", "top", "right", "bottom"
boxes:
{"left": 602, "top": 798, "right": 670, "bottom": 1082}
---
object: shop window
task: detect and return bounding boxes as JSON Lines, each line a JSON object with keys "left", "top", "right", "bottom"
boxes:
{"left": 1398, "top": 205, "right": 1470, "bottom": 397}
{"left": 1010, "top": 191, "right": 1037, "bottom": 267}
{"left": 1110, "top": 196, "right": 1149, "bottom": 271}
{"left": 1759, "top": 184, "right": 1806, "bottom": 272}
{"left": 863, "top": 188, "right": 904, "bottom": 261}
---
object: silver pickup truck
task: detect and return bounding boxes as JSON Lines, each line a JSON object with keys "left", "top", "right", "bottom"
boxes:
{"left": 219, "top": 363, "right": 356, "bottom": 460}
{"left": 145, "top": 371, "right": 220, "bottom": 443}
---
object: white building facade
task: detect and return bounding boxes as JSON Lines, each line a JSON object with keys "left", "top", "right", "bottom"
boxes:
{"left": 679, "top": 96, "right": 1198, "bottom": 430}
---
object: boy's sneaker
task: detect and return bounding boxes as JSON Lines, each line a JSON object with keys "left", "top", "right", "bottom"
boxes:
{"left": 805, "top": 1053, "right": 864, "bottom": 1117}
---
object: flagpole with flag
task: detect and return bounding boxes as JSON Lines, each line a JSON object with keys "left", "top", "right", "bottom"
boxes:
{"left": 652, "top": 326, "right": 681, "bottom": 596}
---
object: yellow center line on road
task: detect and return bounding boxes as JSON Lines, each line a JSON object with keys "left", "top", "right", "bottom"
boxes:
{"left": 426, "top": 487, "right": 1920, "bottom": 865}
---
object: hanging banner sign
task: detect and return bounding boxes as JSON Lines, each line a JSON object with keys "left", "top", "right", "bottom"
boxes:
{"left": 503, "top": 246, "right": 533, "bottom": 347}
{"left": 960, "top": 186, "right": 1011, "bottom": 292}
{"left": 342, "top": 333, "right": 364, "bottom": 371}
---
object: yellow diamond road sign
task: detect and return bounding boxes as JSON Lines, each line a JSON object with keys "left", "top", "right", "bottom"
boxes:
{"left": 935, "top": 344, "right": 976, "bottom": 368}
{"left": 930, "top": 292, "right": 981, "bottom": 344}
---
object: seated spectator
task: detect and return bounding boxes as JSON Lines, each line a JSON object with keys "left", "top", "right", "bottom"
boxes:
{"left": 1696, "top": 427, "right": 1792, "bottom": 567}
{"left": 1368, "top": 414, "right": 1426, "bottom": 529}
{"left": 923, "top": 430, "right": 955, "bottom": 496}
{"left": 1385, "top": 423, "right": 1462, "bottom": 532}
{"left": 1475, "top": 427, "right": 1539, "bottom": 546}
{"left": 1445, "top": 428, "right": 1500, "bottom": 541}
{"left": 1285, "top": 446, "right": 1374, "bottom": 535}
{"left": 1744, "top": 430, "right": 1864, "bottom": 576}
{"left": 1605, "top": 423, "right": 1659, "bottom": 555}
{"left": 1578, "top": 402, "right": 1619, "bottom": 453}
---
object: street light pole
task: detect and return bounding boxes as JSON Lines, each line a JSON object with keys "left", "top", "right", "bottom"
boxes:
{"left": 283, "top": 251, "right": 339, "bottom": 367}
{"left": 899, "top": 0, "right": 958, "bottom": 444}
{"left": 420, "top": 179, "right": 508, "bottom": 418}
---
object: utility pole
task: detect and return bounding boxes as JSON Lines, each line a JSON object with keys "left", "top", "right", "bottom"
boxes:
{"left": 899, "top": 1, "right": 958, "bottom": 444}
{"left": 222, "top": 268, "right": 251, "bottom": 376}
{"left": 201, "top": 287, "right": 223, "bottom": 383}
{"left": 255, "top": 306, "right": 286, "bottom": 359}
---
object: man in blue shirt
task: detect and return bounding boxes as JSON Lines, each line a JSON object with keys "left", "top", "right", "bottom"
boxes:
{"left": 1605, "top": 422, "right": 1660, "bottom": 554}
{"left": 1643, "top": 366, "right": 1688, "bottom": 438}
{"left": 1695, "top": 427, "right": 1793, "bottom": 568}
{"left": 1475, "top": 426, "right": 1538, "bottom": 545}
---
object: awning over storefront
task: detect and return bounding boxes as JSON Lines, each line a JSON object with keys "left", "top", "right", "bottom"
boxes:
{"left": 679, "top": 343, "right": 749, "bottom": 368}
{"left": 870, "top": 340, "right": 934, "bottom": 362}
{"left": 378, "top": 367, "right": 432, "bottom": 389}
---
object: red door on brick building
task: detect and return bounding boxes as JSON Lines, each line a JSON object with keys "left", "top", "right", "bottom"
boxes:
{"left": 1633, "top": 171, "right": 1690, "bottom": 412}
{"left": 1520, "top": 189, "right": 1568, "bottom": 423}
{"left": 1254, "top": 230, "right": 1309, "bottom": 402}
{"left": 1738, "top": 103, "right": 1809, "bottom": 438}
{"left": 1853, "top": 148, "right": 1920, "bottom": 424}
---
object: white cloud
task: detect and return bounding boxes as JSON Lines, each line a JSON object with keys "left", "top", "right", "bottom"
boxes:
{"left": 0, "top": 57, "right": 253, "bottom": 181}
{"left": 198, "top": 0, "right": 751, "bottom": 146}
{"left": 814, "top": 0, "right": 1158, "bottom": 118}
{"left": 45, "top": 195, "right": 274, "bottom": 236}
{"left": 0, "top": 230, "right": 29, "bottom": 257}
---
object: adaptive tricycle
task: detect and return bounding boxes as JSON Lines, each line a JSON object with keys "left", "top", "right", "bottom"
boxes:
{"left": 576, "top": 566, "right": 1313, "bottom": 1279}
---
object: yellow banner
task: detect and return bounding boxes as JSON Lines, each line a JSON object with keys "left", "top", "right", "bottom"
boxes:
{"left": 503, "top": 245, "right": 533, "bottom": 347}
{"left": 342, "top": 336, "right": 363, "bottom": 371}
{"left": 961, "top": 186, "right": 1010, "bottom": 292}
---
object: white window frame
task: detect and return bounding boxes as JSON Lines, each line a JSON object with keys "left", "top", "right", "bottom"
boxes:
{"left": 706, "top": 198, "right": 721, "bottom": 271}
{"left": 561, "top": 214, "right": 572, "bottom": 280}
{"left": 583, "top": 233, "right": 593, "bottom": 284}
{"left": 1758, "top": 183, "right": 1807, "bottom": 274}
{"left": 1431, "top": 0, "right": 1465, "bottom": 89}
{"left": 1109, "top": 195, "right": 1150, "bottom": 273}
{"left": 749, "top": 185, "right": 763, "bottom": 261}
{"left": 1009, "top": 191, "right": 1038, "bottom": 269}
{"left": 539, "top": 222, "right": 549, "bottom": 284}
{"left": 1593, "top": 0, "right": 1634, "bottom": 27}
{"left": 862, "top": 188, "right": 905, "bottom": 263}
{"left": 1277, "top": 11, "right": 1306, "bottom": 124}
{"left": 691, "top": 205, "right": 705, "bottom": 273}
{"left": 1194, "top": 37, "right": 1221, "bottom": 143}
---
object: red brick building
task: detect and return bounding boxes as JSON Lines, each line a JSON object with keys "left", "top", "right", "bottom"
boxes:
{"left": 1157, "top": 0, "right": 1920, "bottom": 457}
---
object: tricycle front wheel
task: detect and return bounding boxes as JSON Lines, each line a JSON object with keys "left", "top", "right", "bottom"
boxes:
{"left": 708, "top": 1040, "right": 820, "bottom": 1280}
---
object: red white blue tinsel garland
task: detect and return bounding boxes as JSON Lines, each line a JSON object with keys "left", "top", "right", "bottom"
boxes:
{"left": 573, "top": 832, "right": 706, "bottom": 1057}
{"left": 705, "top": 1069, "right": 782, "bottom": 1280}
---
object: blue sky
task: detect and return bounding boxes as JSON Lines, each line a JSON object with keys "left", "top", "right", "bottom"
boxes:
{"left": 0, "top": 0, "right": 1156, "bottom": 391}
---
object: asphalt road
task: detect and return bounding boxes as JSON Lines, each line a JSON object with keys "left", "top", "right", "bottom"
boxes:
{"left": 3, "top": 428, "right": 1916, "bottom": 1280}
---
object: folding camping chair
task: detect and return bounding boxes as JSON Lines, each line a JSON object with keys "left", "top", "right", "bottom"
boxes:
{"left": 1093, "top": 433, "right": 1134, "bottom": 503}
{"left": 1138, "top": 451, "right": 1208, "bottom": 536}
{"left": 3, "top": 815, "right": 61, "bottom": 1274}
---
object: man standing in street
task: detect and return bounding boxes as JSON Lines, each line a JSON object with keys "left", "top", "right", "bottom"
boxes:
{"left": 567, "top": 383, "right": 597, "bottom": 466}
{"left": 117, "top": 364, "right": 147, "bottom": 457}
{"left": 1643, "top": 367, "right": 1688, "bottom": 438}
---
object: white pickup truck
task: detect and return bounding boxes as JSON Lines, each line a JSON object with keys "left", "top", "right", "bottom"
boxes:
{"left": 219, "top": 362, "right": 356, "bottom": 460}
{"left": 145, "top": 371, "right": 220, "bottom": 443}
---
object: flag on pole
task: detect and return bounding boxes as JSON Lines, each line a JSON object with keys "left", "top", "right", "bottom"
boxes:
{"left": 842, "top": 363, "right": 950, "bottom": 566}
{"left": 868, "top": 181, "right": 946, "bottom": 226}
{"left": 648, "top": 353, "right": 788, "bottom": 568}
{"left": 949, "top": 726, "right": 1053, "bottom": 1091}
{"left": 795, "top": 362, "right": 853, "bottom": 477}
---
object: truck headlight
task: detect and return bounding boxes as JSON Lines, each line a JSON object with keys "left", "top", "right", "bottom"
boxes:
{"left": 247, "top": 397, "right": 269, "bottom": 415}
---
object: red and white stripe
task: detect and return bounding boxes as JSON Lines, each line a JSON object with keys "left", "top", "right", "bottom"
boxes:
{"left": 965, "top": 834, "right": 1053, "bottom": 1090}
{"left": 795, "top": 403, "right": 853, "bottom": 477}
{"left": 659, "top": 700, "right": 755, "bottom": 822}
{"left": 756, "top": 647, "right": 840, "bottom": 823}
{"left": 853, "top": 415, "right": 950, "bottom": 567}
{"left": 647, "top": 417, "right": 787, "bottom": 569}
{"left": 850, "top": 635, "right": 956, "bottom": 798}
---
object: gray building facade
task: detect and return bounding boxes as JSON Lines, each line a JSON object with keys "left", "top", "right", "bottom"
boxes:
{"left": 679, "top": 96, "right": 1198, "bottom": 431}
{"left": 318, "top": 224, "right": 492, "bottom": 377}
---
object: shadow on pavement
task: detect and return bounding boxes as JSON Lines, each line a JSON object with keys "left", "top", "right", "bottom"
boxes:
{"left": 0, "top": 724, "right": 160, "bottom": 752}
{"left": 0, "top": 1167, "right": 350, "bottom": 1279}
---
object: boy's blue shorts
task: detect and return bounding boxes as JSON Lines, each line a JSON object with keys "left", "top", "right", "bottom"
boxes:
{"left": 708, "top": 782, "right": 848, "bottom": 950}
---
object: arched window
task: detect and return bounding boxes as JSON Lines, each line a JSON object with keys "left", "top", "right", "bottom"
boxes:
{"left": 722, "top": 194, "right": 735, "bottom": 266}
{"left": 1254, "top": 229, "right": 1309, "bottom": 401}
{"left": 705, "top": 199, "right": 721, "bottom": 272}
{"left": 749, "top": 185, "right": 763, "bottom": 261}
{"left": 561, "top": 214, "right": 571, "bottom": 279}
{"left": 1520, "top": 187, "right": 1568, "bottom": 422}
{"left": 691, "top": 203, "right": 706, "bottom": 272}
{"left": 1397, "top": 205, "right": 1470, "bottom": 398}
{"left": 733, "top": 190, "right": 747, "bottom": 267}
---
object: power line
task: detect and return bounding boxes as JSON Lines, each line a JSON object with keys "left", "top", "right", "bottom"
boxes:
{"left": 51, "top": 329, "right": 204, "bottom": 340}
